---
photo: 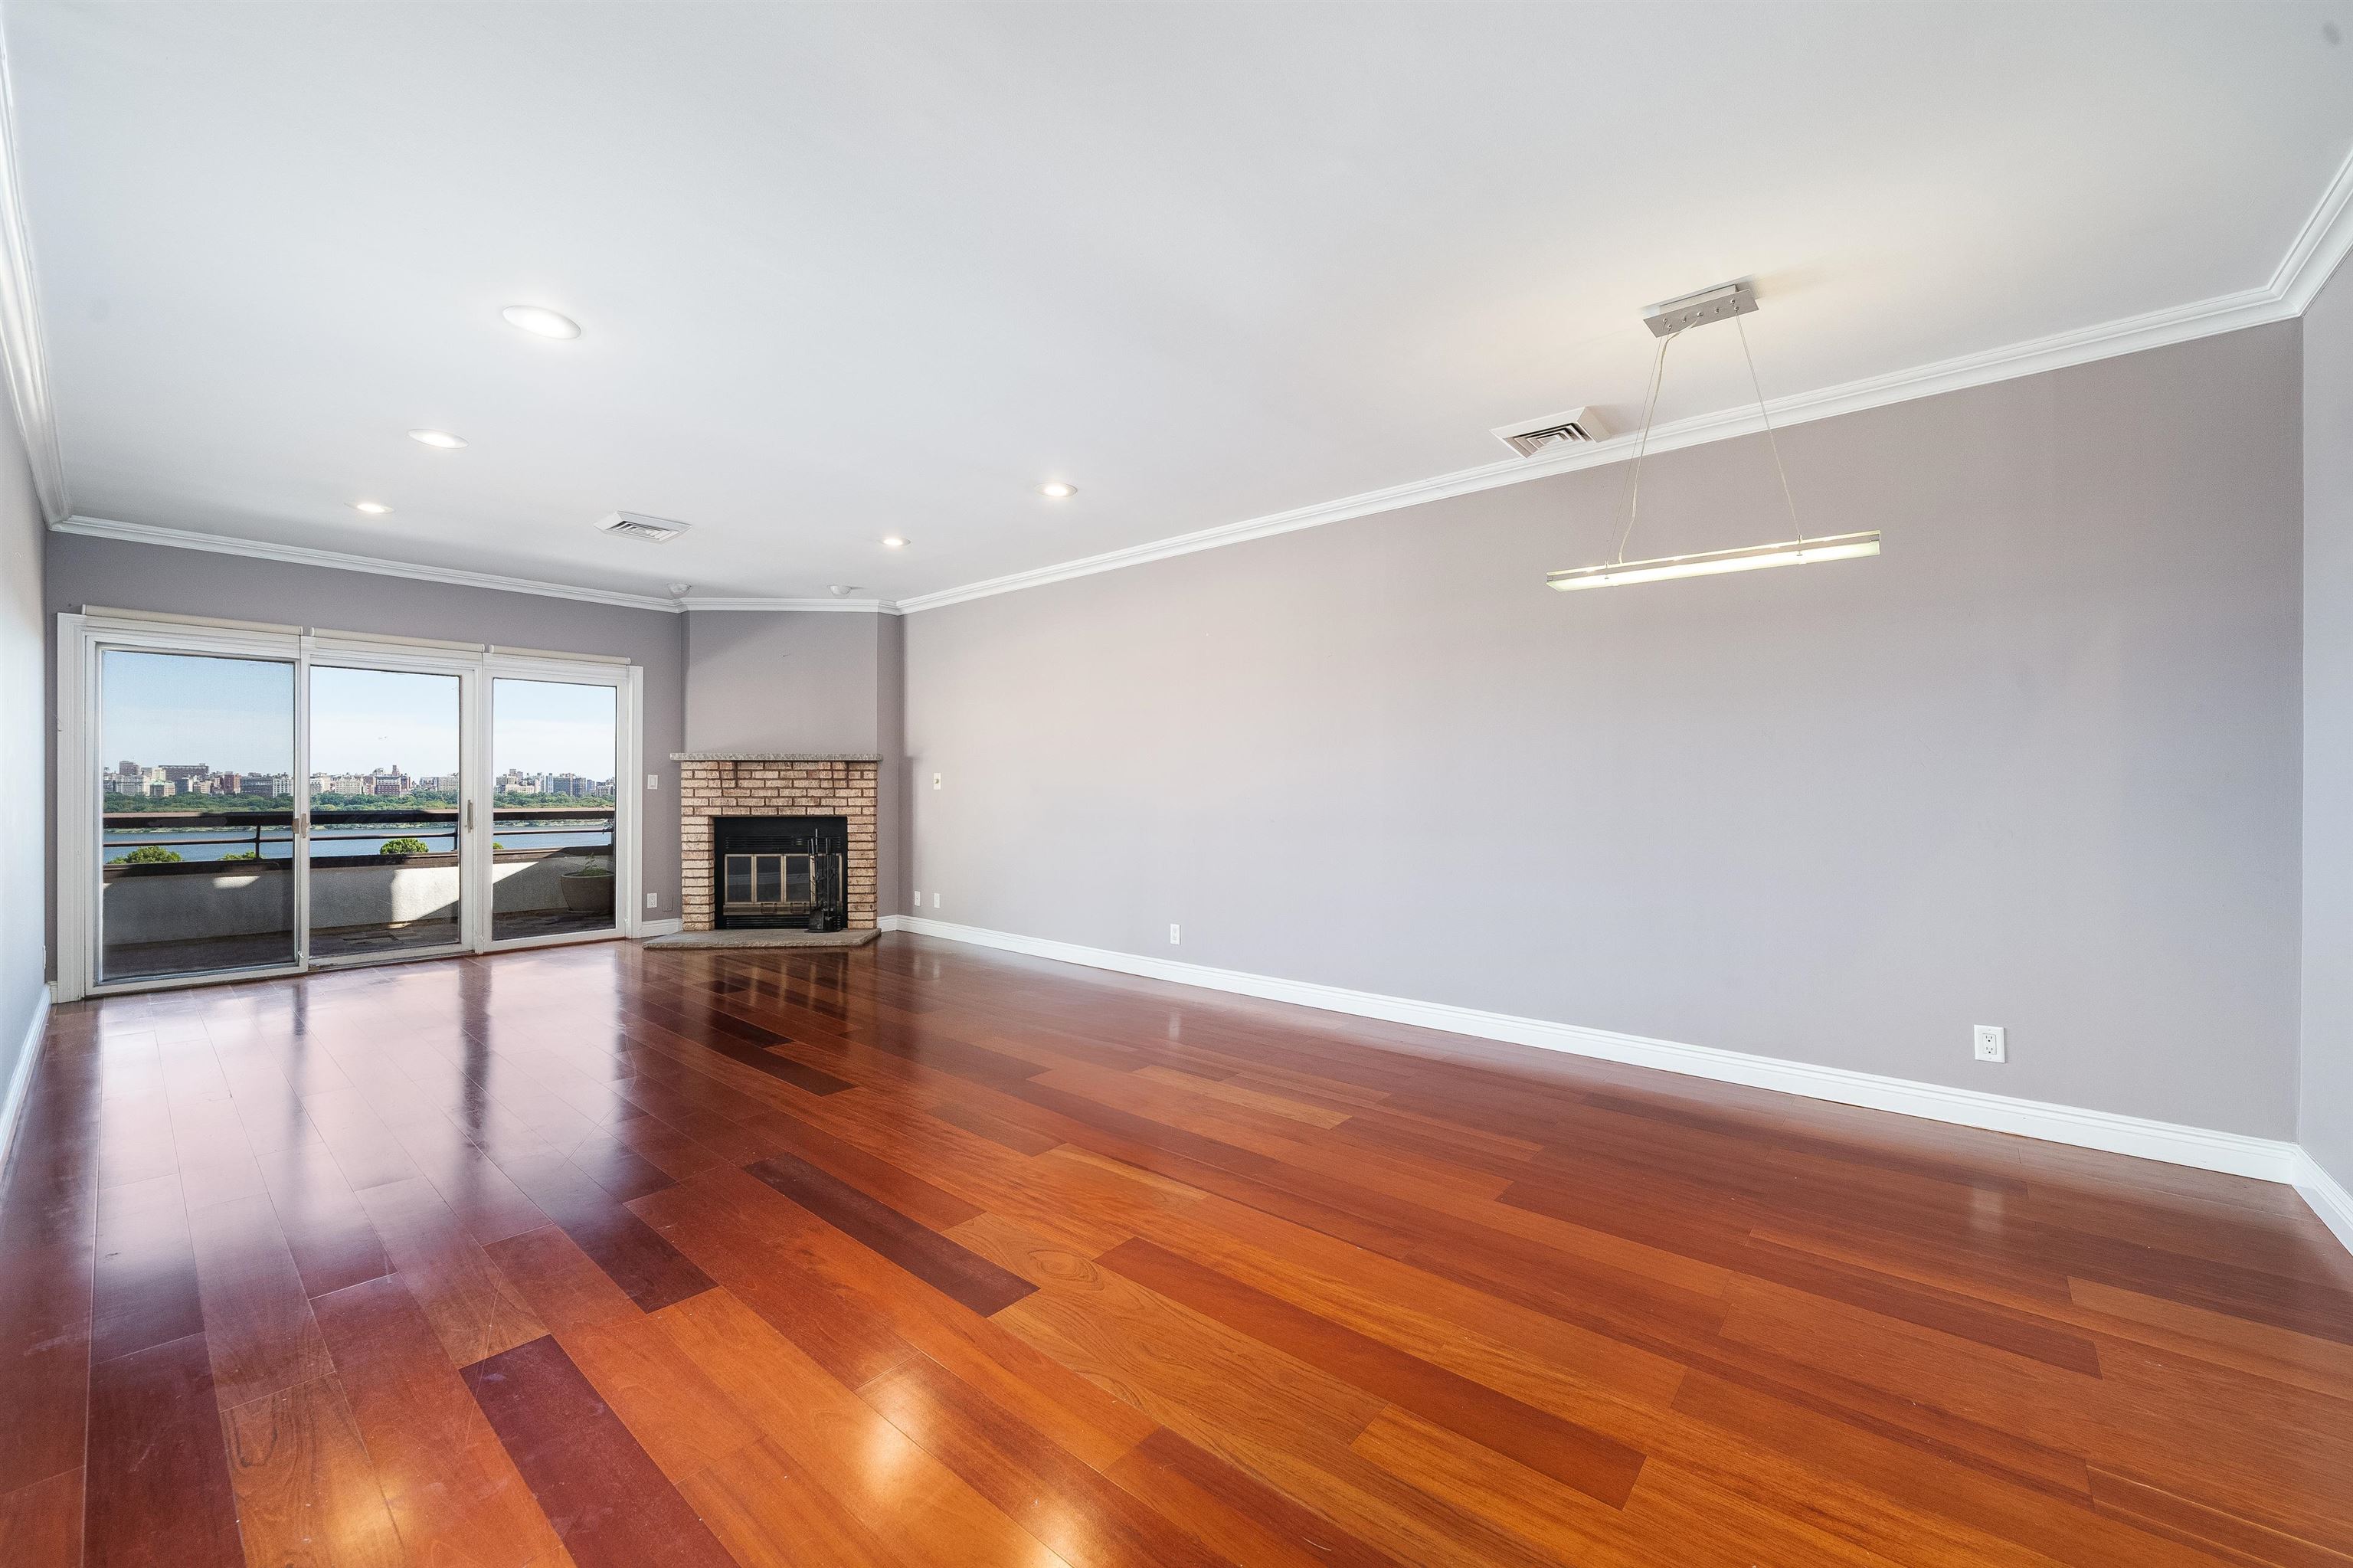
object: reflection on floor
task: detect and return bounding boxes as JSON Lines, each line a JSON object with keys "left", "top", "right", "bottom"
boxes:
{"left": 100, "top": 911, "right": 617, "bottom": 982}
{"left": 5, "top": 935, "right": 2350, "bottom": 1567}
{"left": 491, "top": 907, "right": 619, "bottom": 943}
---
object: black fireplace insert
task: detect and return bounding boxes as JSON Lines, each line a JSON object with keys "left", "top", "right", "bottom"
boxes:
{"left": 712, "top": 815, "right": 848, "bottom": 931}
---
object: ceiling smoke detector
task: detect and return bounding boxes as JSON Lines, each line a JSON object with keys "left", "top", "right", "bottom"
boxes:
{"left": 595, "top": 511, "right": 692, "bottom": 543}
{"left": 1491, "top": 406, "right": 1609, "bottom": 459}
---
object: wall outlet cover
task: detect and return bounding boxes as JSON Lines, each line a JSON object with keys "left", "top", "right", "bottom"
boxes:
{"left": 645, "top": 892, "right": 658, "bottom": 908}
{"left": 1973, "top": 1024, "right": 2006, "bottom": 1062}
{"left": 1169, "top": 923, "right": 1180, "bottom": 944}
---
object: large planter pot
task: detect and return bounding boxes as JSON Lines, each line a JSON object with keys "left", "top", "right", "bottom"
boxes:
{"left": 561, "top": 872, "right": 616, "bottom": 915}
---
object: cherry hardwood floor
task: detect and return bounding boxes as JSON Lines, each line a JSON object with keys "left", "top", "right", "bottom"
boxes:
{"left": 4, "top": 933, "right": 2351, "bottom": 1566}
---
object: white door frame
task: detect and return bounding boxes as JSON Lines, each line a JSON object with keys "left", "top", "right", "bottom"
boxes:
{"left": 54, "top": 611, "right": 647, "bottom": 1001}
{"left": 302, "top": 633, "right": 482, "bottom": 972}
{"left": 477, "top": 652, "right": 643, "bottom": 954}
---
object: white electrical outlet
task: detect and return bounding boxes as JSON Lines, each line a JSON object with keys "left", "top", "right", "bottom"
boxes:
{"left": 646, "top": 773, "right": 659, "bottom": 789}
{"left": 1973, "top": 1024, "right": 2006, "bottom": 1062}
{"left": 932, "top": 892, "right": 941, "bottom": 908}
{"left": 1169, "top": 923, "right": 1180, "bottom": 945}
{"left": 645, "top": 892, "right": 657, "bottom": 908}
{"left": 911, "top": 889, "right": 921, "bottom": 908}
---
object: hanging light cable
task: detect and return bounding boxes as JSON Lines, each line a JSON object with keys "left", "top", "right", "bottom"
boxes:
{"left": 1548, "top": 281, "right": 1878, "bottom": 592}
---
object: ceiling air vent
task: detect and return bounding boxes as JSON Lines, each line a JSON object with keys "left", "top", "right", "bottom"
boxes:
{"left": 595, "top": 511, "right": 692, "bottom": 544}
{"left": 1491, "top": 406, "right": 1609, "bottom": 459}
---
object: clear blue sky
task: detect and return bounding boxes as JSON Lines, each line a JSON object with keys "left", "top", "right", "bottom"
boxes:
{"left": 103, "top": 653, "right": 617, "bottom": 777}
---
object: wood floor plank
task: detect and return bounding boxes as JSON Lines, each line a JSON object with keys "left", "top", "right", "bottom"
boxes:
{"left": 310, "top": 1275, "right": 575, "bottom": 1568}
{"left": 1106, "top": 1428, "right": 1407, "bottom": 1568}
{"left": 488, "top": 1153, "right": 713, "bottom": 1314}
{"left": 1100, "top": 1236, "right": 1648, "bottom": 1508}
{"left": 860, "top": 1350, "right": 1240, "bottom": 1568}
{"left": 656, "top": 1287, "right": 1072, "bottom": 1568}
{"left": 677, "top": 1438, "right": 908, "bottom": 1568}
{"left": 89, "top": 1174, "right": 203, "bottom": 1365}
{"left": 745, "top": 1149, "right": 1035, "bottom": 1316}
{"left": 483, "top": 1223, "right": 643, "bottom": 1337}
{"left": 0, "top": 1466, "right": 83, "bottom": 1568}
{"left": 555, "top": 1305, "right": 761, "bottom": 1482}
{"left": 185, "top": 1193, "right": 335, "bottom": 1410}
{"left": 84, "top": 1332, "right": 242, "bottom": 1568}
{"left": 350, "top": 1176, "right": 547, "bottom": 1369}
{"left": 249, "top": 1140, "right": 391, "bottom": 1301}
{"left": 221, "top": 1376, "right": 407, "bottom": 1568}
{"left": 463, "top": 1334, "right": 735, "bottom": 1568}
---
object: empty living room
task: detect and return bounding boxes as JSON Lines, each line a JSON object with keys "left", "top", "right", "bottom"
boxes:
{"left": 5, "top": 2, "right": 2353, "bottom": 1564}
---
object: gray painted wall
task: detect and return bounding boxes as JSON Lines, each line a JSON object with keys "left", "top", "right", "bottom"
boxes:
{"left": 1, "top": 414, "right": 45, "bottom": 1124}
{"left": 44, "top": 532, "right": 690, "bottom": 957}
{"left": 682, "top": 607, "right": 905, "bottom": 916}
{"left": 685, "top": 610, "right": 881, "bottom": 755}
{"left": 2305, "top": 258, "right": 2353, "bottom": 1189}
{"left": 905, "top": 324, "right": 2305, "bottom": 1138}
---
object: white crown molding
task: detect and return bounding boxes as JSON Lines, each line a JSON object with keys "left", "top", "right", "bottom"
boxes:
{"left": 2273, "top": 135, "right": 2353, "bottom": 314}
{"left": 51, "top": 514, "right": 689, "bottom": 614}
{"left": 0, "top": 45, "right": 67, "bottom": 522}
{"left": 679, "top": 597, "right": 902, "bottom": 614}
{"left": 2296, "top": 1149, "right": 2353, "bottom": 1258}
{"left": 898, "top": 140, "right": 2353, "bottom": 615}
{"left": 0, "top": 984, "right": 52, "bottom": 1203}
{"left": 889, "top": 915, "right": 2318, "bottom": 1193}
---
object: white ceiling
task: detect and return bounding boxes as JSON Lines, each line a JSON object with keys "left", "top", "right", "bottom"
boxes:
{"left": 10, "top": 2, "right": 2353, "bottom": 604}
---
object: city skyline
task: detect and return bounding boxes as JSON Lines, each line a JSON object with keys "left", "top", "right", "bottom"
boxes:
{"left": 104, "top": 758, "right": 614, "bottom": 799}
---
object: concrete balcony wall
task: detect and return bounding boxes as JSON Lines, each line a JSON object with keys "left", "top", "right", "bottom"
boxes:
{"left": 100, "top": 853, "right": 610, "bottom": 943}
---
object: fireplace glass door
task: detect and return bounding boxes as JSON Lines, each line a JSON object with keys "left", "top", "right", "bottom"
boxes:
{"left": 723, "top": 853, "right": 815, "bottom": 921}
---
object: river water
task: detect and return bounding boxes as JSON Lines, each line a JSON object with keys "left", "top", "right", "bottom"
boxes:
{"left": 103, "top": 824, "right": 615, "bottom": 863}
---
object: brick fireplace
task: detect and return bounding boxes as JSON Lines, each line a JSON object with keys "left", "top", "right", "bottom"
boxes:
{"left": 676, "top": 754, "right": 878, "bottom": 932}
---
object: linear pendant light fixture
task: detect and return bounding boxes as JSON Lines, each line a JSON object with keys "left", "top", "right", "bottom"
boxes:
{"left": 1548, "top": 280, "right": 1877, "bottom": 593}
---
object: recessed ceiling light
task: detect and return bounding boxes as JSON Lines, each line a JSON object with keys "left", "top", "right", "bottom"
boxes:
{"left": 881, "top": 535, "right": 908, "bottom": 549}
{"left": 351, "top": 501, "right": 392, "bottom": 515}
{"left": 1038, "top": 481, "right": 1077, "bottom": 499}
{"left": 408, "top": 429, "right": 466, "bottom": 449}
{"left": 501, "top": 304, "right": 581, "bottom": 340}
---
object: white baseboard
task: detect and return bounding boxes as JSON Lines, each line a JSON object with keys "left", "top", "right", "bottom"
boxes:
{"left": 0, "top": 985, "right": 54, "bottom": 1197}
{"left": 637, "top": 918, "right": 685, "bottom": 939}
{"left": 2296, "top": 1151, "right": 2353, "bottom": 1256}
{"left": 889, "top": 915, "right": 2309, "bottom": 1190}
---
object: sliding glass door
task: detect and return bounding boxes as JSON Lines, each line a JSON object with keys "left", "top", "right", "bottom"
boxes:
{"left": 67, "top": 614, "right": 642, "bottom": 997}
{"left": 307, "top": 663, "right": 470, "bottom": 963}
{"left": 97, "top": 648, "right": 301, "bottom": 986}
{"left": 489, "top": 677, "right": 619, "bottom": 942}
